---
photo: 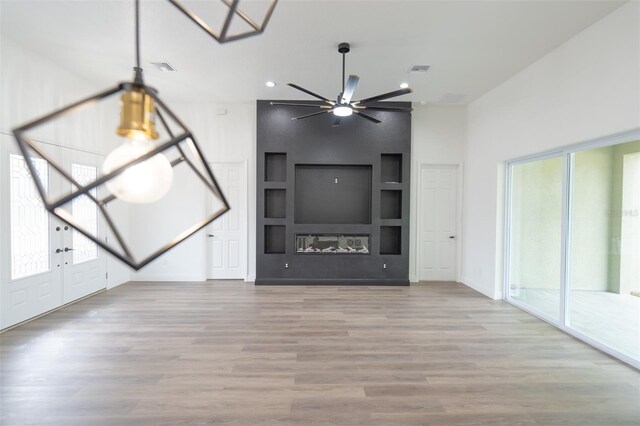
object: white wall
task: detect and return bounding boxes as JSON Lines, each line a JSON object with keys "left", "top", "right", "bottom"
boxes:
{"left": 130, "top": 103, "right": 256, "bottom": 281}
{"left": 130, "top": 103, "right": 467, "bottom": 283}
{"left": 462, "top": 1, "right": 640, "bottom": 299}
{"left": 0, "top": 37, "right": 130, "bottom": 289}
{"left": 409, "top": 106, "right": 466, "bottom": 282}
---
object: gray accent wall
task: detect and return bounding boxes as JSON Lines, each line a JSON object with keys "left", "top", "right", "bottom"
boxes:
{"left": 256, "top": 100, "right": 411, "bottom": 285}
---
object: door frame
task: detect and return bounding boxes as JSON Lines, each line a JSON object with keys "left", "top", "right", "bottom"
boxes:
{"left": 206, "top": 160, "right": 249, "bottom": 281}
{"left": 415, "top": 163, "right": 464, "bottom": 283}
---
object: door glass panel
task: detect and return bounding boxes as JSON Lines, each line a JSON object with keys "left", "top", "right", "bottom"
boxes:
{"left": 71, "top": 164, "right": 98, "bottom": 264}
{"left": 569, "top": 140, "right": 640, "bottom": 360}
{"left": 508, "top": 157, "right": 563, "bottom": 320}
{"left": 10, "top": 154, "right": 50, "bottom": 280}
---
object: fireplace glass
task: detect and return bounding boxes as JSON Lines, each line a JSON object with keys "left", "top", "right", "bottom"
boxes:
{"left": 296, "top": 234, "right": 370, "bottom": 254}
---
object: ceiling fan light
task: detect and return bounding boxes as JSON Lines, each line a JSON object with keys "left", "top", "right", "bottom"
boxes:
{"left": 334, "top": 106, "right": 353, "bottom": 117}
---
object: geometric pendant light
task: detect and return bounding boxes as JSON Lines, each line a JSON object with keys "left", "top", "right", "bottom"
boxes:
{"left": 11, "top": 0, "right": 230, "bottom": 270}
{"left": 168, "top": 0, "right": 279, "bottom": 43}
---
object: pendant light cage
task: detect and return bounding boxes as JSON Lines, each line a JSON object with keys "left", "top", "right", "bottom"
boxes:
{"left": 168, "top": 0, "right": 278, "bottom": 43}
{"left": 12, "top": 82, "right": 230, "bottom": 270}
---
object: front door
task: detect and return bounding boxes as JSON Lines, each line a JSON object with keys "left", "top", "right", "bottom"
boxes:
{"left": 0, "top": 137, "right": 107, "bottom": 329}
{"left": 1, "top": 138, "right": 63, "bottom": 328}
{"left": 60, "top": 147, "right": 107, "bottom": 304}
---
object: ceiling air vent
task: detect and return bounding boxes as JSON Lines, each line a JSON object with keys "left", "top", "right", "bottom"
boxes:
{"left": 408, "top": 65, "right": 431, "bottom": 74}
{"left": 151, "top": 62, "right": 176, "bottom": 72}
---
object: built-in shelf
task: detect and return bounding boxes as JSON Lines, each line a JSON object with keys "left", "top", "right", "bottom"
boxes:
{"left": 381, "top": 154, "right": 402, "bottom": 183}
{"left": 381, "top": 190, "right": 402, "bottom": 219}
{"left": 265, "top": 225, "right": 286, "bottom": 254}
{"left": 265, "top": 153, "right": 287, "bottom": 182}
{"left": 257, "top": 100, "right": 410, "bottom": 285}
{"left": 380, "top": 226, "right": 401, "bottom": 255}
{"left": 263, "top": 182, "right": 287, "bottom": 189}
{"left": 265, "top": 189, "right": 286, "bottom": 218}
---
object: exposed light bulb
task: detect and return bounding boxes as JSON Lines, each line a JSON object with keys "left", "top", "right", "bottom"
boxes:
{"left": 333, "top": 106, "right": 353, "bottom": 117}
{"left": 266, "top": 81, "right": 276, "bottom": 87}
{"left": 400, "top": 82, "right": 409, "bottom": 89}
{"left": 102, "top": 137, "right": 173, "bottom": 204}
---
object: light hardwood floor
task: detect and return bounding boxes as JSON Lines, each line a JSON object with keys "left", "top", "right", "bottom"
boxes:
{"left": 1, "top": 281, "right": 639, "bottom": 425}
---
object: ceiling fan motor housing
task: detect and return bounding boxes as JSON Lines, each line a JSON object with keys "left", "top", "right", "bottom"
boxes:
{"left": 338, "top": 42, "right": 350, "bottom": 54}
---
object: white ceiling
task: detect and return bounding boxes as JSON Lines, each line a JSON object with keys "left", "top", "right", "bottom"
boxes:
{"left": 0, "top": 0, "right": 626, "bottom": 104}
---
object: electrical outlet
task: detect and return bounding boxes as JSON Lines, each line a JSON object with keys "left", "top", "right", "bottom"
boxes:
{"left": 285, "top": 263, "right": 289, "bottom": 269}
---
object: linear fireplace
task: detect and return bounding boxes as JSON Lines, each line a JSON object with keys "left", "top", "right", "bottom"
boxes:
{"left": 296, "top": 234, "right": 370, "bottom": 254}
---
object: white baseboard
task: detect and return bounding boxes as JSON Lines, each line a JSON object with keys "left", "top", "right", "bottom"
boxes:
{"left": 460, "top": 276, "right": 501, "bottom": 300}
{"left": 107, "top": 279, "right": 128, "bottom": 290}
{"left": 131, "top": 274, "right": 206, "bottom": 282}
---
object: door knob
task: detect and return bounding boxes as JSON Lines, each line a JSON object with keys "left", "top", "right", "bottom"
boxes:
{"left": 449, "top": 236, "right": 455, "bottom": 239}
{"left": 64, "top": 247, "right": 74, "bottom": 252}
{"left": 55, "top": 248, "right": 63, "bottom": 254}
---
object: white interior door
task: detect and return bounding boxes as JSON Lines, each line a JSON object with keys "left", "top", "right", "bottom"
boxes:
{"left": 60, "top": 148, "right": 107, "bottom": 304}
{"left": 418, "top": 164, "right": 458, "bottom": 281}
{"left": 207, "top": 162, "right": 246, "bottom": 280}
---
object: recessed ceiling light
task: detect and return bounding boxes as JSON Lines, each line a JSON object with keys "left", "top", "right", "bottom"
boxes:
{"left": 400, "top": 82, "right": 409, "bottom": 89}
{"left": 266, "top": 81, "right": 277, "bottom": 87}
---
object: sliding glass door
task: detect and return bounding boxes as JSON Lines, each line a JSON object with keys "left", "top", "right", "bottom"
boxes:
{"left": 508, "top": 156, "right": 563, "bottom": 321}
{"left": 506, "top": 132, "right": 640, "bottom": 368}
{"left": 568, "top": 140, "right": 640, "bottom": 361}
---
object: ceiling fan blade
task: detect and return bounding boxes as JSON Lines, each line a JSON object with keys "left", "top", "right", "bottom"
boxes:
{"left": 270, "top": 102, "right": 330, "bottom": 109}
{"left": 341, "top": 75, "right": 360, "bottom": 104}
{"left": 332, "top": 117, "right": 342, "bottom": 127}
{"left": 287, "top": 83, "right": 332, "bottom": 103}
{"left": 354, "top": 111, "right": 381, "bottom": 124}
{"left": 292, "top": 110, "right": 331, "bottom": 120}
{"left": 360, "top": 106, "right": 413, "bottom": 112}
{"left": 356, "top": 88, "right": 413, "bottom": 105}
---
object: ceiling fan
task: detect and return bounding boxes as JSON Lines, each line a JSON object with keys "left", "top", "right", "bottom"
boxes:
{"left": 271, "top": 42, "right": 413, "bottom": 126}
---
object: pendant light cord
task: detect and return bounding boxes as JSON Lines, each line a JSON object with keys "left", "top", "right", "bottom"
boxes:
{"left": 133, "top": 0, "right": 143, "bottom": 84}
{"left": 135, "top": 0, "right": 141, "bottom": 69}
